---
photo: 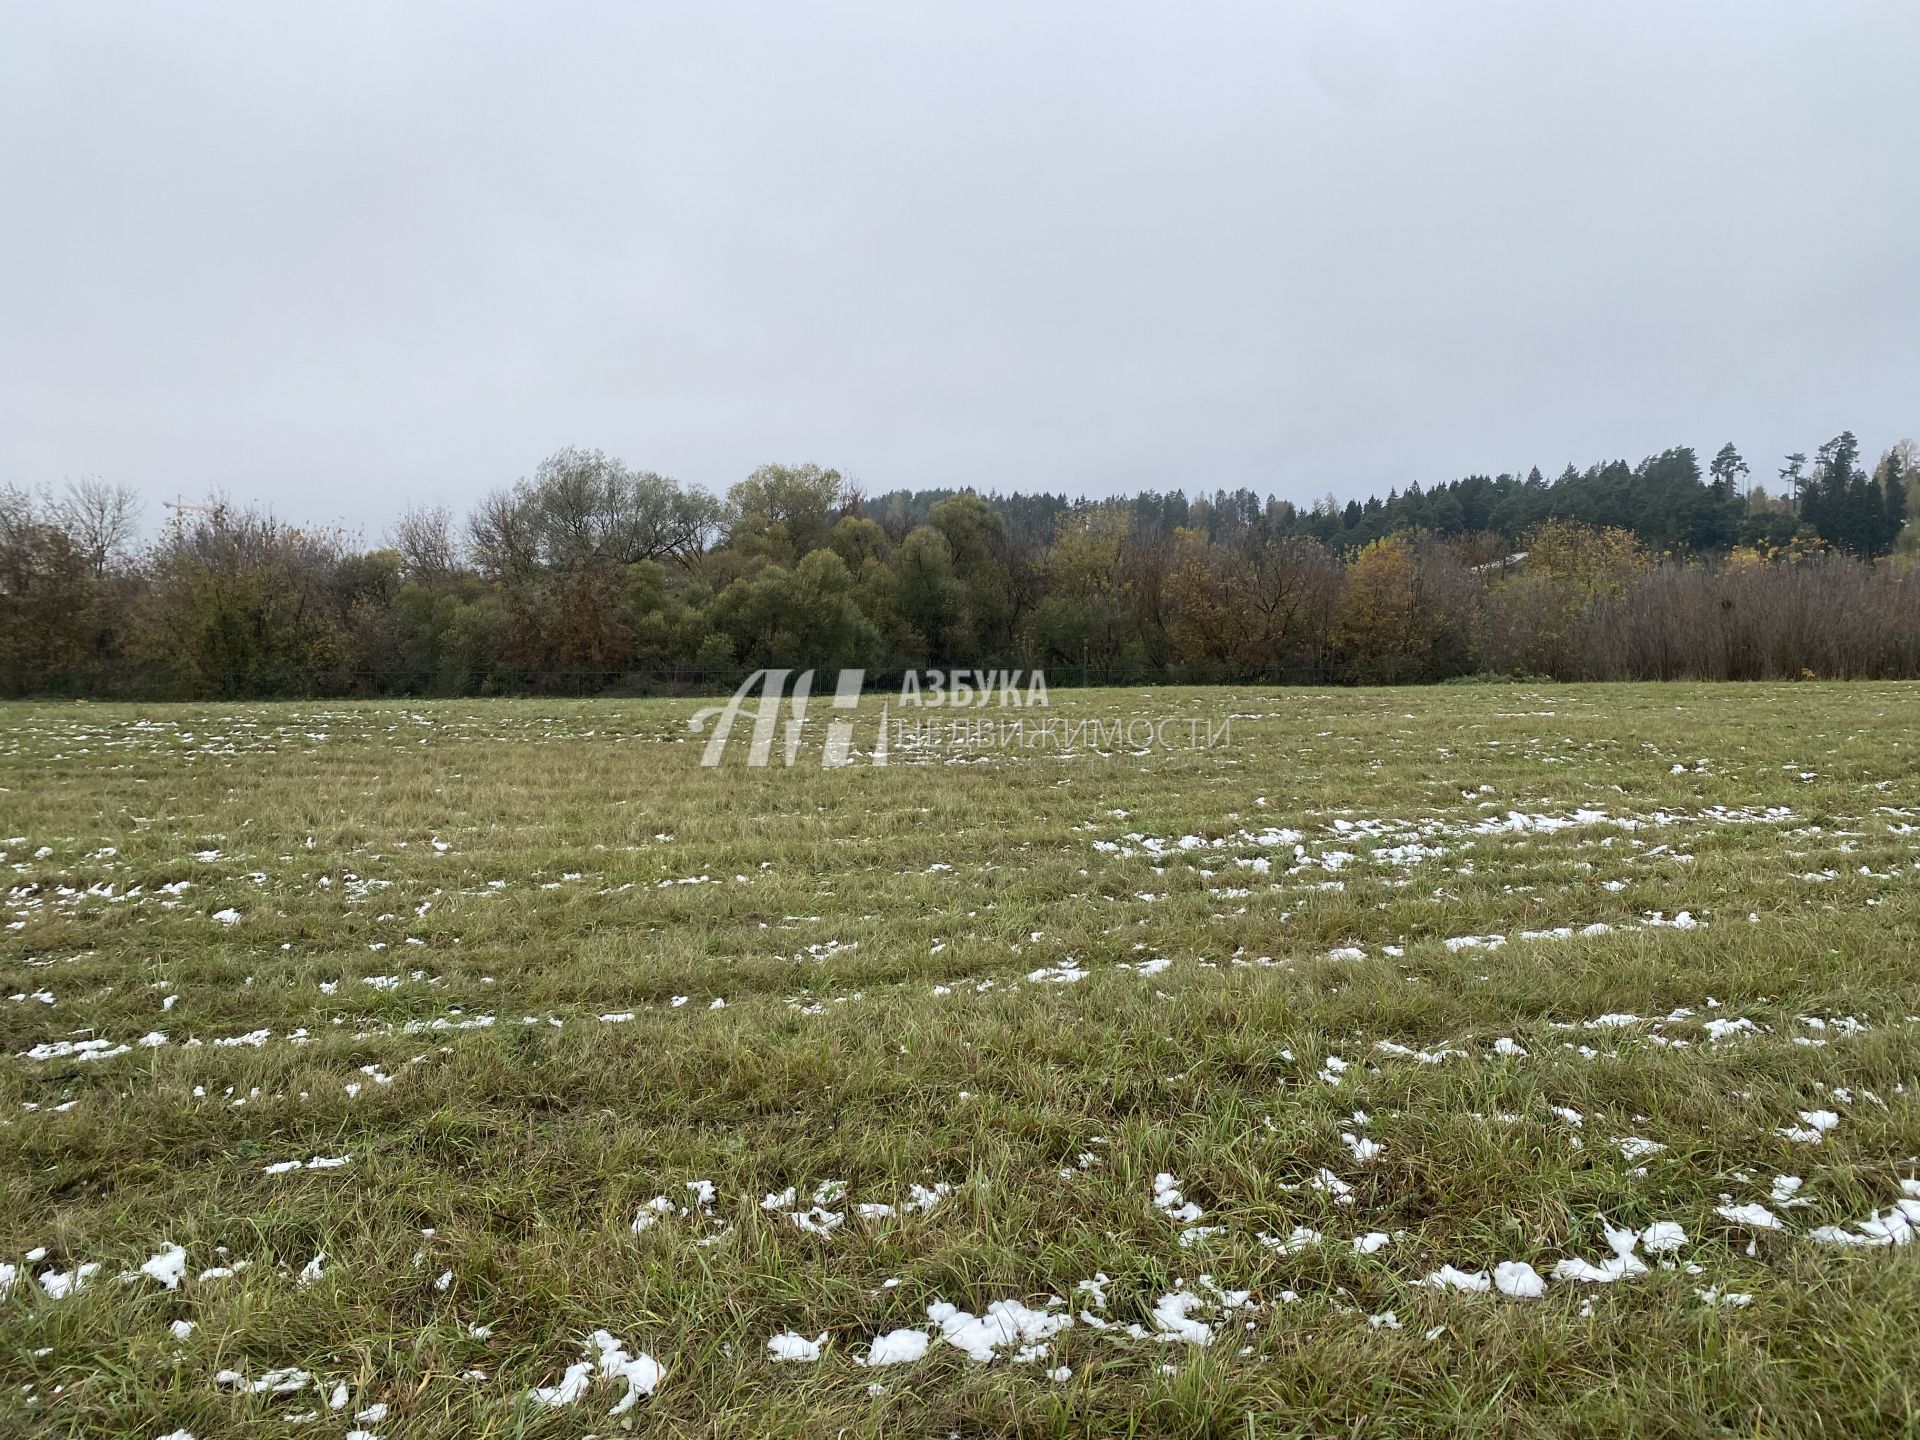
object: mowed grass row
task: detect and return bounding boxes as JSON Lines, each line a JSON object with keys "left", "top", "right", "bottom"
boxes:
{"left": 2, "top": 682, "right": 1919, "bottom": 1437}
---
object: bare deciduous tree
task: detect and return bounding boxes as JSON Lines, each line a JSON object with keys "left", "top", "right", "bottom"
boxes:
{"left": 54, "top": 478, "right": 142, "bottom": 578}
{"left": 388, "top": 504, "right": 458, "bottom": 582}
{"left": 467, "top": 488, "right": 540, "bottom": 580}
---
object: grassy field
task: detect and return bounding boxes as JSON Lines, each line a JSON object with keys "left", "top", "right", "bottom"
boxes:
{"left": 3, "top": 681, "right": 1919, "bottom": 1438}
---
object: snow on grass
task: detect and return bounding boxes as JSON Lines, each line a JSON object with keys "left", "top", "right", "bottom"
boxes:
{"left": 1419, "top": 1265, "right": 1492, "bottom": 1294}
{"left": 1493, "top": 1262, "right": 1546, "bottom": 1299}
{"left": 1552, "top": 1224, "right": 1651, "bottom": 1284}
{"left": 527, "top": 1332, "right": 662, "bottom": 1413}
{"left": 1148, "top": 1290, "right": 1218, "bottom": 1344}
{"left": 927, "top": 1298, "right": 1072, "bottom": 1363}
{"left": 767, "top": 1332, "right": 826, "bottom": 1363}
{"left": 36, "top": 1262, "right": 100, "bottom": 1299}
{"left": 861, "top": 1329, "right": 931, "bottom": 1366}
{"left": 1715, "top": 1203, "right": 1783, "bottom": 1231}
{"left": 1776, "top": 1109, "right": 1841, "bottom": 1144}
{"left": 136, "top": 1243, "right": 187, "bottom": 1289}
{"left": 10, "top": 690, "right": 1920, "bottom": 1433}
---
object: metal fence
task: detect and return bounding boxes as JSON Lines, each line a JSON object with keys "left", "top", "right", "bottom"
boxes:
{"left": 2, "top": 660, "right": 1344, "bottom": 702}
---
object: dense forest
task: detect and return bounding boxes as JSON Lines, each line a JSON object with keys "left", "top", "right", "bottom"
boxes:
{"left": 3, "top": 433, "right": 1917, "bottom": 697}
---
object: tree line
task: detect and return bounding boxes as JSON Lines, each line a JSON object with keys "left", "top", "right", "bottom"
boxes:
{"left": 2, "top": 434, "right": 1916, "bottom": 698}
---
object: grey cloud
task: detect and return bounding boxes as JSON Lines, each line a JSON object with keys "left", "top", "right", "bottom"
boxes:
{"left": 2, "top": 1, "right": 1914, "bottom": 534}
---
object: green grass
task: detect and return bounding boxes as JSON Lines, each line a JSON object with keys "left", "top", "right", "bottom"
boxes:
{"left": 2, "top": 681, "right": 1919, "bottom": 1437}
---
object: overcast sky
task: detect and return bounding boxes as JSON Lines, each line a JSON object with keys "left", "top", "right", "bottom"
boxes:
{"left": 3, "top": 1, "right": 1915, "bottom": 536}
